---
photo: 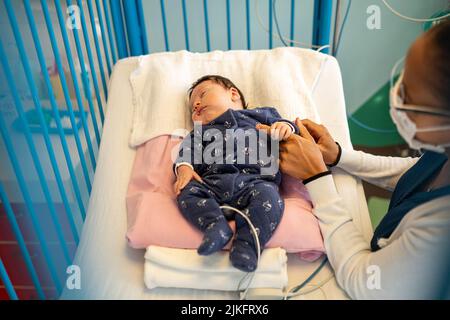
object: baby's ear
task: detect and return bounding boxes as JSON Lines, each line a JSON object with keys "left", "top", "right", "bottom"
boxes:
{"left": 230, "top": 87, "right": 240, "bottom": 102}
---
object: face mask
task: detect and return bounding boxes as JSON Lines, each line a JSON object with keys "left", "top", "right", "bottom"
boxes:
{"left": 389, "top": 108, "right": 450, "bottom": 153}
{"left": 389, "top": 67, "right": 450, "bottom": 153}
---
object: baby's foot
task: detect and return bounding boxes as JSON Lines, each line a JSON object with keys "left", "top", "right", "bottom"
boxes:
{"left": 229, "top": 239, "right": 258, "bottom": 272}
{"left": 197, "top": 219, "right": 233, "bottom": 256}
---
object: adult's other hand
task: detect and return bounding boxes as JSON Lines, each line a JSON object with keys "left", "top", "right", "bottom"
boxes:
{"left": 256, "top": 118, "right": 328, "bottom": 181}
{"left": 301, "top": 119, "right": 340, "bottom": 166}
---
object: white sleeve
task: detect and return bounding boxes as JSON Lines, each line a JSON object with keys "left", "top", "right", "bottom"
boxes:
{"left": 306, "top": 175, "right": 449, "bottom": 299}
{"left": 174, "top": 162, "right": 194, "bottom": 177}
{"left": 337, "top": 149, "right": 419, "bottom": 191}
{"left": 285, "top": 122, "right": 296, "bottom": 134}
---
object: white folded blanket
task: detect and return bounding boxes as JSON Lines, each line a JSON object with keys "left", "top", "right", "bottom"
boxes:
{"left": 129, "top": 47, "right": 326, "bottom": 147}
{"left": 144, "top": 246, "right": 288, "bottom": 291}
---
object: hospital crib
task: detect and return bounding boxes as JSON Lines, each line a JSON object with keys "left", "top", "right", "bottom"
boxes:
{"left": 0, "top": 0, "right": 336, "bottom": 300}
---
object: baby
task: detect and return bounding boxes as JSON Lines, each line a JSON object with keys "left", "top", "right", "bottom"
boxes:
{"left": 174, "top": 75, "right": 298, "bottom": 272}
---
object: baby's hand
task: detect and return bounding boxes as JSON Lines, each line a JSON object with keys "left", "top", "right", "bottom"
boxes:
{"left": 270, "top": 122, "right": 294, "bottom": 141}
{"left": 174, "top": 165, "right": 203, "bottom": 196}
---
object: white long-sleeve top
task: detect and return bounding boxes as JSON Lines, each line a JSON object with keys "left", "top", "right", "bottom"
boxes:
{"left": 305, "top": 149, "right": 450, "bottom": 299}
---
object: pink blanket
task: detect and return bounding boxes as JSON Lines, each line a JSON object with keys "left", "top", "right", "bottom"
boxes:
{"left": 126, "top": 135, "right": 325, "bottom": 261}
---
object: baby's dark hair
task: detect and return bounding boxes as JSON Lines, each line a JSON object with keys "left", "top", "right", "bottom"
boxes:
{"left": 426, "top": 19, "right": 450, "bottom": 108}
{"left": 188, "top": 75, "right": 248, "bottom": 109}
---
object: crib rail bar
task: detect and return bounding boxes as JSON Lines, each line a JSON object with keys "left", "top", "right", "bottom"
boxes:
{"left": 94, "top": 0, "right": 112, "bottom": 74}
{"left": 268, "top": 0, "right": 273, "bottom": 49}
{"left": 136, "top": 0, "right": 150, "bottom": 54}
{"left": 313, "top": 0, "right": 333, "bottom": 54}
{"left": 290, "top": 0, "right": 295, "bottom": 47}
{"left": 86, "top": 0, "right": 109, "bottom": 100}
{"left": 122, "top": 0, "right": 145, "bottom": 55}
{"left": 74, "top": 0, "right": 105, "bottom": 123}
{"left": 159, "top": 0, "right": 169, "bottom": 52}
{"left": 102, "top": 0, "right": 118, "bottom": 62}
{"left": 226, "top": 0, "right": 231, "bottom": 50}
{"left": 110, "top": 0, "right": 129, "bottom": 58}
{"left": 0, "top": 258, "right": 18, "bottom": 300}
{"left": 181, "top": 0, "right": 190, "bottom": 51}
{"left": 203, "top": 0, "right": 210, "bottom": 51}
{"left": 246, "top": 0, "right": 251, "bottom": 50}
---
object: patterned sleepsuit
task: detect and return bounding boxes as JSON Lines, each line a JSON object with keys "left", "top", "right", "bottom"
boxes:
{"left": 175, "top": 107, "right": 299, "bottom": 272}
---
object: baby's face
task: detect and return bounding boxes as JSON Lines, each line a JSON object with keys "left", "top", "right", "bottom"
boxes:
{"left": 189, "top": 80, "right": 242, "bottom": 124}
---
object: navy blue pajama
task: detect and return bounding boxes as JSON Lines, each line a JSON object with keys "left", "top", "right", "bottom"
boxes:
{"left": 176, "top": 107, "right": 298, "bottom": 272}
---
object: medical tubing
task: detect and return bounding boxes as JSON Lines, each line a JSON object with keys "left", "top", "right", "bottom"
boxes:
{"left": 219, "top": 205, "right": 261, "bottom": 300}
{"left": 284, "top": 256, "right": 330, "bottom": 299}
{"left": 255, "top": 0, "right": 325, "bottom": 49}
{"left": 381, "top": 0, "right": 450, "bottom": 23}
{"left": 285, "top": 273, "right": 335, "bottom": 299}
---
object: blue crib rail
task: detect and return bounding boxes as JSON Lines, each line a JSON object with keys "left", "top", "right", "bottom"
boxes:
{"left": 1, "top": 0, "right": 113, "bottom": 299}
{"left": 0, "top": 258, "right": 18, "bottom": 300}
{"left": 0, "top": 0, "right": 332, "bottom": 300}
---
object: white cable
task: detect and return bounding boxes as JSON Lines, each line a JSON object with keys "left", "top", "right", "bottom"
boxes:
{"left": 220, "top": 205, "right": 334, "bottom": 300}
{"left": 390, "top": 56, "right": 405, "bottom": 88}
{"left": 317, "top": 44, "right": 331, "bottom": 53}
{"left": 381, "top": 0, "right": 450, "bottom": 23}
{"left": 219, "top": 205, "right": 261, "bottom": 300}
{"left": 254, "top": 0, "right": 325, "bottom": 49}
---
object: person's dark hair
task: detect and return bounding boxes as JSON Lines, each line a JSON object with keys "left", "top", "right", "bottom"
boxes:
{"left": 426, "top": 19, "right": 450, "bottom": 108}
{"left": 188, "top": 75, "right": 248, "bottom": 109}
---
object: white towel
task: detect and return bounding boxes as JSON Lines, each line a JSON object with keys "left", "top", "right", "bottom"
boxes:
{"left": 144, "top": 246, "right": 288, "bottom": 291}
{"left": 129, "top": 47, "right": 326, "bottom": 147}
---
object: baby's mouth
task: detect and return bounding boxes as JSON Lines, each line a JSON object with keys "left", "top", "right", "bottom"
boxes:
{"left": 196, "top": 106, "right": 208, "bottom": 115}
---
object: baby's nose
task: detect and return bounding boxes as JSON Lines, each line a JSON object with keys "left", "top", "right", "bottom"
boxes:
{"left": 192, "top": 101, "right": 200, "bottom": 111}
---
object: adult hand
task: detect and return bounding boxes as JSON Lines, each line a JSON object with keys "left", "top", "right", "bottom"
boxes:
{"left": 256, "top": 118, "right": 328, "bottom": 181}
{"left": 301, "top": 119, "right": 340, "bottom": 165}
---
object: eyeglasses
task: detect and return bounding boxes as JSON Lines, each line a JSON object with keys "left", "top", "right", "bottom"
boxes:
{"left": 390, "top": 62, "right": 450, "bottom": 118}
